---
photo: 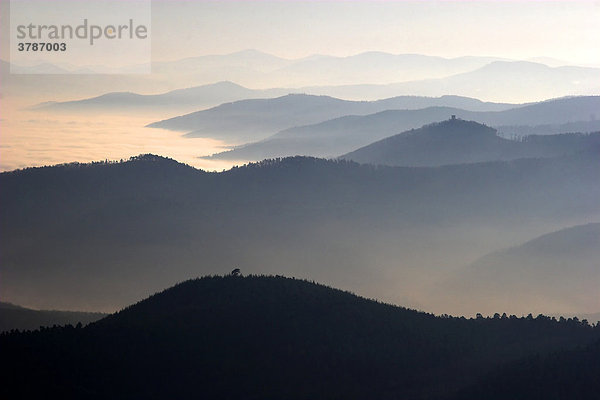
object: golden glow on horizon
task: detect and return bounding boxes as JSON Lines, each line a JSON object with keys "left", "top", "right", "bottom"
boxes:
{"left": 0, "top": 101, "right": 240, "bottom": 172}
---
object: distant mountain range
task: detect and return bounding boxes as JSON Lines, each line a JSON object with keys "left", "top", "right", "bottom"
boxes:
{"left": 1, "top": 152, "right": 598, "bottom": 313}
{"left": 11, "top": 50, "right": 600, "bottom": 107}
{"left": 1, "top": 275, "right": 598, "bottom": 399}
{"left": 0, "top": 302, "right": 105, "bottom": 332}
{"left": 0, "top": 59, "right": 168, "bottom": 101}
{"left": 37, "top": 87, "right": 516, "bottom": 117}
{"left": 32, "top": 82, "right": 290, "bottom": 114}
{"left": 341, "top": 119, "right": 600, "bottom": 167}
{"left": 205, "top": 96, "right": 600, "bottom": 161}
{"left": 147, "top": 50, "right": 511, "bottom": 88}
{"left": 147, "top": 93, "right": 518, "bottom": 143}
{"left": 249, "top": 52, "right": 508, "bottom": 87}
{"left": 88, "top": 52, "right": 600, "bottom": 100}
{"left": 496, "top": 120, "right": 600, "bottom": 137}
{"left": 312, "top": 61, "right": 600, "bottom": 103}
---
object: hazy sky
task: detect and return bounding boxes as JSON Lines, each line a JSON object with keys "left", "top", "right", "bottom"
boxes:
{"left": 150, "top": 0, "right": 600, "bottom": 65}
{"left": 2, "top": 1, "right": 599, "bottom": 65}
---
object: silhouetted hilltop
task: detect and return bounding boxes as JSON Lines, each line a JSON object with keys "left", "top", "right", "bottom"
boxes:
{"left": 1, "top": 275, "right": 598, "bottom": 399}
{"left": 0, "top": 302, "right": 105, "bottom": 333}
{"left": 342, "top": 118, "right": 600, "bottom": 166}
{"left": 343, "top": 118, "right": 510, "bottom": 166}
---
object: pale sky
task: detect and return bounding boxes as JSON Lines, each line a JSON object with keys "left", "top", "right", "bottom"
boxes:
{"left": 2, "top": 0, "right": 600, "bottom": 66}
{"left": 150, "top": 0, "right": 600, "bottom": 65}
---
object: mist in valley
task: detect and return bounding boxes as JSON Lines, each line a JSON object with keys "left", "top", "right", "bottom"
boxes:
{"left": 2, "top": 153, "right": 598, "bottom": 318}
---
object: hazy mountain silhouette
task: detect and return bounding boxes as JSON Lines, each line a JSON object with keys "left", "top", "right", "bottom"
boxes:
{"left": 306, "top": 61, "right": 600, "bottom": 102}
{"left": 0, "top": 59, "right": 170, "bottom": 101}
{"left": 479, "top": 95, "right": 600, "bottom": 126}
{"left": 370, "top": 94, "right": 517, "bottom": 112}
{"left": 442, "top": 223, "right": 600, "bottom": 316}
{"left": 149, "top": 51, "right": 507, "bottom": 88}
{"left": 1, "top": 153, "right": 598, "bottom": 312}
{"left": 205, "top": 96, "right": 600, "bottom": 161}
{"left": 496, "top": 120, "right": 600, "bottom": 137}
{"left": 151, "top": 52, "right": 599, "bottom": 97}
{"left": 341, "top": 119, "right": 600, "bottom": 167}
{"left": 1, "top": 275, "right": 598, "bottom": 399}
{"left": 147, "top": 94, "right": 517, "bottom": 143}
{"left": 202, "top": 108, "right": 485, "bottom": 161}
{"left": 268, "top": 52, "right": 506, "bottom": 86}
{"left": 526, "top": 56, "right": 570, "bottom": 67}
{"left": 4, "top": 54, "right": 599, "bottom": 104}
{"left": 148, "top": 94, "right": 368, "bottom": 142}
{"left": 148, "top": 49, "right": 294, "bottom": 88}
{"left": 31, "top": 82, "right": 289, "bottom": 114}
{"left": 436, "top": 61, "right": 600, "bottom": 102}
{"left": 36, "top": 89, "right": 516, "bottom": 117}
{"left": 1, "top": 51, "right": 292, "bottom": 100}
{"left": 0, "top": 301, "right": 105, "bottom": 332}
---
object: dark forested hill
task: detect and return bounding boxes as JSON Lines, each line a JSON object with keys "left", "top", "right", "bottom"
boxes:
{"left": 341, "top": 118, "right": 600, "bottom": 167}
{"left": 450, "top": 337, "right": 600, "bottom": 400}
{"left": 1, "top": 153, "right": 599, "bottom": 312}
{"left": 1, "top": 275, "right": 598, "bottom": 400}
{"left": 0, "top": 302, "right": 105, "bottom": 332}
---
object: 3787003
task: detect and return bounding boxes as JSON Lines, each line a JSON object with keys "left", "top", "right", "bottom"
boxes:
{"left": 17, "top": 42, "right": 66, "bottom": 51}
